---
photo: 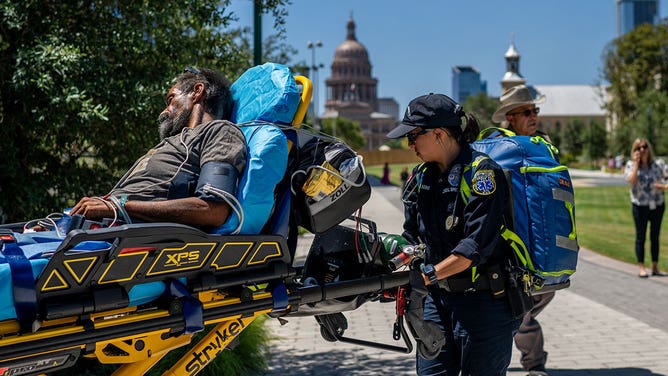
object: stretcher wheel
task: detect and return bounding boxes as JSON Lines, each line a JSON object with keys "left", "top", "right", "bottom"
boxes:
{"left": 315, "top": 312, "right": 348, "bottom": 342}
{"left": 320, "top": 325, "right": 338, "bottom": 342}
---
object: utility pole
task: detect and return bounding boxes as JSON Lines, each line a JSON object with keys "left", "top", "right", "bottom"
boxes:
{"left": 253, "top": 0, "right": 262, "bottom": 66}
{"left": 307, "top": 40, "right": 323, "bottom": 129}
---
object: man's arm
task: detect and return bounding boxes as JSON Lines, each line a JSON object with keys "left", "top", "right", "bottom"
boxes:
{"left": 71, "top": 197, "right": 230, "bottom": 228}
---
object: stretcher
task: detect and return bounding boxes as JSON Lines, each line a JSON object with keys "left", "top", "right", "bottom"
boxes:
{"left": 0, "top": 66, "right": 435, "bottom": 375}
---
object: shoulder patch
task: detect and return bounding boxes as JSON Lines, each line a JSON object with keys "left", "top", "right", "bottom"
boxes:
{"left": 472, "top": 169, "right": 496, "bottom": 195}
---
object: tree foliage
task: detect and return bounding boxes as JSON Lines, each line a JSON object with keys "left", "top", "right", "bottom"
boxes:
{"left": 319, "top": 117, "right": 366, "bottom": 150}
{"left": 462, "top": 92, "right": 498, "bottom": 131}
{"left": 582, "top": 119, "right": 608, "bottom": 164}
{"left": 603, "top": 21, "right": 668, "bottom": 155}
{"left": 0, "top": 0, "right": 292, "bottom": 222}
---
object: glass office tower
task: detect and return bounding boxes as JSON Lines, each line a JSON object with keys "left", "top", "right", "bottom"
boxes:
{"left": 617, "top": 0, "right": 659, "bottom": 36}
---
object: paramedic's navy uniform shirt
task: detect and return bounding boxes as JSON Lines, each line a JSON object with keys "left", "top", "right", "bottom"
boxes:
{"left": 402, "top": 146, "right": 508, "bottom": 277}
{"left": 111, "top": 120, "right": 247, "bottom": 202}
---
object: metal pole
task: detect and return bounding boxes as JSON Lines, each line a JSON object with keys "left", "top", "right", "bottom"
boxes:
{"left": 253, "top": 0, "right": 262, "bottom": 66}
{"left": 307, "top": 40, "right": 322, "bottom": 130}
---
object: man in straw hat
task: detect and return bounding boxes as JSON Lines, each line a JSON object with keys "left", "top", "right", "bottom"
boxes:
{"left": 492, "top": 84, "right": 548, "bottom": 140}
{"left": 493, "top": 84, "right": 554, "bottom": 376}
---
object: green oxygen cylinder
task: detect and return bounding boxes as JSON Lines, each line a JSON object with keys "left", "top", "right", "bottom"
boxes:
{"left": 379, "top": 233, "right": 415, "bottom": 271}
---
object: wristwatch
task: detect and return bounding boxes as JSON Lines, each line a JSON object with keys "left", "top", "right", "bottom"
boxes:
{"left": 420, "top": 263, "right": 439, "bottom": 285}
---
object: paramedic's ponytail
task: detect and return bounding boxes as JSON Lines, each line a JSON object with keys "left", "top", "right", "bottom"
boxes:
{"left": 460, "top": 112, "right": 480, "bottom": 144}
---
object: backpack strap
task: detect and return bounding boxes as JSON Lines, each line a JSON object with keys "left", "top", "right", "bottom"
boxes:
{"left": 477, "top": 127, "right": 516, "bottom": 140}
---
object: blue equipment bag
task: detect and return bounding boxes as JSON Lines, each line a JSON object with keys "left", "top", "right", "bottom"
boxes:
{"left": 471, "top": 132, "right": 578, "bottom": 289}
{"left": 216, "top": 62, "right": 300, "bottom": 235}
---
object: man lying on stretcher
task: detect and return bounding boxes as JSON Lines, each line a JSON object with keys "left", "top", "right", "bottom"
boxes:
{"left": 40, "top": 67, "right": 247, "bottom": 232}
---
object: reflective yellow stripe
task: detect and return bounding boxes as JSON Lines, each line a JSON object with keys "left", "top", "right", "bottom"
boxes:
{"left": 471, "top": 266, "right": 479, "bottom": 282}
{"left": 500, "top": 226, "right": 535, "bottom": 272}
{"left": 519, "top": 165, "right": 568, "bottom": 173}
{"left": 537, "top": 269, "right": 576, "bottom": 277}
{"left": 565, "top": 201, "right": 577, "bottom": 240}
{"left": 530, "top": 135, "right": 559, "bottom": 160}
{"left": 460, "top": 166, "right": 472, "bottom": 203}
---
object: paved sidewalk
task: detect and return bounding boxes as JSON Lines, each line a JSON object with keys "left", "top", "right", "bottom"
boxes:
{"left": 264, "top": 184, "right": 668, "bottom": 376}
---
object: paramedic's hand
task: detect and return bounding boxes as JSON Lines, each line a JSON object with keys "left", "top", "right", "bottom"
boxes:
{"left": 71, "top": 197, "right": 115, "bottom": 220}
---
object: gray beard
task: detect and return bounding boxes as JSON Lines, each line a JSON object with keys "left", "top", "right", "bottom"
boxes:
{"left": 158, "top": 108, "right": 191, "bottom": 139}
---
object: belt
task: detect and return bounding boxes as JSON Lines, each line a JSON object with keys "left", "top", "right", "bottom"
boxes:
{"left": 437, "top": 275, "right": 490, "bottom": 293}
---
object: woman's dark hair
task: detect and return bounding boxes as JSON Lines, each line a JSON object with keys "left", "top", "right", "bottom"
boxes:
{"left": 444, "top": 111, "right": 480, "bottom": 145}
{"left": 176, "top": 67, "right": 233, "bottom": 120}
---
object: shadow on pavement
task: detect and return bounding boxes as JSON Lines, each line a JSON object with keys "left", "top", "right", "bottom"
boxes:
{"left": 509, "top": 367, "right": 665, "bottom": 376}
{"left": 265, "top": 350, "right": 414, "bottom": 375}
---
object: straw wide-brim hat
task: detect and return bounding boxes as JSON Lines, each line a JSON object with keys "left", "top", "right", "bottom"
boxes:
{"left": 492, "top": 85, "right": 546, "bottom": 123}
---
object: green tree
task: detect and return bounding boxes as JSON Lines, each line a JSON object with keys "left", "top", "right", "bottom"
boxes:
{"left": 0, "top": 0, "right": 293, "bottom": 222}
{"left": 462, "top": 92, "right": 498, "bottom": 131}
{"left": 603, "top": 21, "right": 668, "bottom": 152}
{"left": 634, "top": 89, "right": 668, "bottom": 155}
{"left": 1, "top": 1, "right": 296, "bottom": 373}
{"left": 582, "top": 120, "right": 608, "bottom": 166}
{"left": 559, "top": 118, "right": 585, "bottom": 158}
{"left": 319, "top": 117, "right": 366, "bottom": 150}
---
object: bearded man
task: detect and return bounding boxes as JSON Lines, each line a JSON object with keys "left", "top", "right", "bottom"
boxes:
{"left": 71, "top": 67, "right": 246, "bottom": 231}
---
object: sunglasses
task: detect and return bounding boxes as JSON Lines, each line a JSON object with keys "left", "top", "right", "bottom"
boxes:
{"left": 509, "top": 107, "right": 540, "bottom": 117}
{"left": 634, "top": 144, "right": 649, "bottom": 152}
{"left": 183, "top": 66, "right": 202, "bottom": 75}
{"left": 406, "top": 129, "right": 433, "bottom": 144}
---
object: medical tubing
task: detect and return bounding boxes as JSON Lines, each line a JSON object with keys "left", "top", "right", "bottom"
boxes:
{"left": 91, "top": 196, "right": 119, "bottom": 227}
{"left": 23, "top": 214, "right": 64, "bottom": 238}
{"left": 199, "top": 184, "right": 244, "bottom": 234}
{"left": 108, "top": 195, "right": 132, "bottom": 224}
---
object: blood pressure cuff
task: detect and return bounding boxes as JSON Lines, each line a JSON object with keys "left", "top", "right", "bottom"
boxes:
{"left": 195, "top": 161, "right": 239, "bottom": 202}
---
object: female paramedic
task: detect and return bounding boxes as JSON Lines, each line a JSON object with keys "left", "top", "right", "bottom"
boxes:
{"left": 387, "top": 93, "right": 521, "bottom": 375}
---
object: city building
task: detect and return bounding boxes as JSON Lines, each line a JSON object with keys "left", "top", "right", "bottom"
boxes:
{"left": 534, "top": 85, "right": 608, "bottom": 135}
{"left": 501, "top": 36, "right": 526, "bottom": 92}
{"left": 376, "top": 97, "right": 400, "bottom": 120}
{"left": 452, "top": 66, "right": 486, "bottom": 103}
{"left": 322, "top": 15, "right": 398, "bottom": 150}
{"left": 616, "top": 0, "right": 660, "bottom": 36}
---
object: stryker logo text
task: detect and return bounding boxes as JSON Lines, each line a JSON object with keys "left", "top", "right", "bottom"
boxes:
{"left": 184, "top": 318, "right": 246, "bottom": 374}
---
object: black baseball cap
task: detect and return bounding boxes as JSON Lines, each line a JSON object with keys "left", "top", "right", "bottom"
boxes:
{"left": 387, "top": 93, "right": 464, "bottom": 139}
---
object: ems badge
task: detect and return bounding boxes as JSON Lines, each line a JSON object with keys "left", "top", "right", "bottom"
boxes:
{"left": 448, "top": 164, "right": 462, "bottom": 186}
{"left": 472, "top": 170, "right": 496, "bottom": 195}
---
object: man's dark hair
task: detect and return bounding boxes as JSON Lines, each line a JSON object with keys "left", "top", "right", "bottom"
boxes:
{"left": 176, "top": 67, "right": 233, "bottom": 120}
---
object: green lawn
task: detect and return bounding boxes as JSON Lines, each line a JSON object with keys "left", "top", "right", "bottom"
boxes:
{"left": 575, "top": 186, "right": 668, "bottom": 270}
{"left": 365, "top": 163, "right": 418, "bottom": 186}
{"left": 365, "top": 163, "right": 668, "bottom": 271}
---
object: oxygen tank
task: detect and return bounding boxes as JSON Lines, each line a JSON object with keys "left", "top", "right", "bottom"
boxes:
{"left": 379, "top": 233, "right": 423, "bottom": 271}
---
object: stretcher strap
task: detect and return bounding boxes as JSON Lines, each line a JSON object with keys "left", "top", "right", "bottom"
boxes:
{"left": 168, "top": 279, "right": 204, "bottom": 334}
{"left": 271, "top": 282, "right": 288, "bottom": 311}
{"left": 2, "top": 242, "right": 37, "bottom": 330}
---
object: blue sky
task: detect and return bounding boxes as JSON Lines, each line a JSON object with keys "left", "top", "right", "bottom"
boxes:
{"left": 228, "top": 0, "right": 667, "bottom": 116}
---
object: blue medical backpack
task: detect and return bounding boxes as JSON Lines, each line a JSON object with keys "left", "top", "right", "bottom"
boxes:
{"left": 471, "top": 130, "right": 579, "bottom": 289}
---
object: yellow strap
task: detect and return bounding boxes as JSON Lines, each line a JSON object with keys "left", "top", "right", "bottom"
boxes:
{"left": 500, "top": 226, "right": 535, "bottom": 272}
{"left": 460, "top": 166, "right": 472, "bottom": 203}
{"left": 520, "top": 165, "right": 568, "bottom": 173}
{"left": 477, "top": 127, "right": 516, "bottom": 140}
{"left": 471, "top": 266, "right": 479, "bottom": 283}
{"left": 529, "top": 135, "right": 560, "bottom": 160}
{"left": 565, "top": 201, "right": 577, "bottom": 240}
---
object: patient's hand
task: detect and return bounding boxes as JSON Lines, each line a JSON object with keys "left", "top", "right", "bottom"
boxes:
{"left": 71, "top": 197, "right": 115, "bottom": 220}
